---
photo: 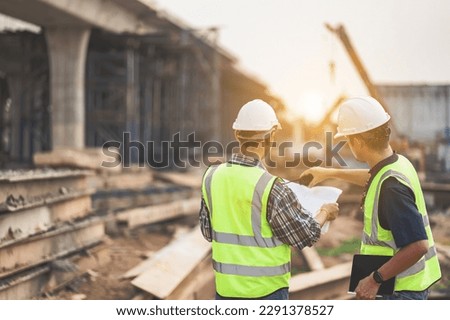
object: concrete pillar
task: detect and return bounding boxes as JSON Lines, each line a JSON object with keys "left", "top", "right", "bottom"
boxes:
{"left": 45, "top": 27, "right": 90, "bottom": 149}
{"left": 6, "top": 74, "right": 23, "bottom": 161}
{"left": 209, "top": 29, "right": 221, "bottom": 143}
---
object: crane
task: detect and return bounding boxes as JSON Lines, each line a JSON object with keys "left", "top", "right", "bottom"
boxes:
{"left": 324, "top": 23, "right": 431, "bottom": 173}
{"left": 325, "top": 23, "right": 399, "bottom": 138}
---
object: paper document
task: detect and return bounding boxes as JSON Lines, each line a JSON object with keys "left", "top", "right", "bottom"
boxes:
{"left": 286, "top": 183, "right": 342, "bottom": 234}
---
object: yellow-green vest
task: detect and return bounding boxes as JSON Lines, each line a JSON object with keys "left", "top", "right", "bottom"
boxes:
{"left": 361, "top": 154, "right": 441, "bottom": 291}
{"left": 202, "top": 163, "right": 291, "bottom": 298}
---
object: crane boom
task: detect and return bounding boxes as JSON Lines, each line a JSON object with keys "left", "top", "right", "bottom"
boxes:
{"left": 325, "top": 23, "right": 398, "bottom": 136}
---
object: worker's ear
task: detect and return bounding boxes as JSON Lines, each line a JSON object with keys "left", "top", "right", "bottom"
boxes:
{"left": 354, "top": 136, "right": 366, "bottom": 149}
{"left": 270, "top": 130, "right": 276, "bottom": 141}
{"left": 349, "top": 135, "right": 363, "bottom": 148}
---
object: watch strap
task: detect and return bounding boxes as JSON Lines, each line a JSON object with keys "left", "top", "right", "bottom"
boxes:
{"left": 373, "top": 270, "right": 385, "bottom": 284}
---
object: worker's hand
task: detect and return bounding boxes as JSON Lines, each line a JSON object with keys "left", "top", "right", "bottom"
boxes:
{"left": 299, "top": 167, "right": 333, "bottom": 187}
{"left": 355, "top": 273, "right": 380, "bottom": 300}
{"left": 320, "top": 203, "right": 339, "bottom": 221}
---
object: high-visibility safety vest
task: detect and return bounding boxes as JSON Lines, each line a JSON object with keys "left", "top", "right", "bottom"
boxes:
{"left": 361, "top": 154, "right": 441, "bottom": 291}
{"left": 202, "top": 163, "right": 291, "bottom": 298}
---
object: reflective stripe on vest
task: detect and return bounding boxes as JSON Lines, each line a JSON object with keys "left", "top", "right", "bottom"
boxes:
{"left": 212, "top": 260, "right": 290, "bottom": 277}
{"left": 204, "top": 168, "right": 283, "bottom": 248}
{"left": 361, "top": 155, "right": 441, "bottom": 290}
{"left": 203, "top": 165, "right": 219, "bottom": 217}
{"left": 397, "top": 245, "right": 437, "bottom": 279}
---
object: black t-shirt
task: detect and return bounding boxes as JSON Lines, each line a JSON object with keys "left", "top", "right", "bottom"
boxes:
{"left": 368, "top": 153, "right": 428, "bottom": 248}
{"left": 378, "top": 177, "right": 428, "bottom": 248}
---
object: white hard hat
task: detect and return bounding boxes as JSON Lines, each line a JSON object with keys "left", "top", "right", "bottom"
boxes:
{"left": 232, "top": 99, "right": 281, "bottom": 131}
{"left": 334, "top": 96, "right": 390, "bottom": 138}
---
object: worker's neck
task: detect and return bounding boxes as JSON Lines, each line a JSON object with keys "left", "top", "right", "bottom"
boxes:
{"left": 240, "top": 147, "right": 265, "bottom": 161}
{"left": 366, "top": 146, "right": 394, "bottom": 168}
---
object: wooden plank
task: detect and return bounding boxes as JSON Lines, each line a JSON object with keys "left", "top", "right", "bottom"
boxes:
{"left": 92, "top": 185, "right": 191, "bottom": 212}
{"left": 33, "top": 148, "right": 121, "bottom": 173}
{"left": 167, "top": 254, "right": 214, "bottom": 300}
{"left": 0, "top": 218, "right": 104, "bottom": 277}
{"left": 131, "top": 228, "right": 210, "bottom": 299}
{"left": 105, "top": 169, "right": 154, "bottom": 190}
{"left": 116, "top": 196, "right": 199, "bottom": 229}
{"left": 122, "top": 225, "right": 195, "bottom": 279}
{"left": 301, "top": 246, "right": 325, "bottom": 271}
{"left": 154, "top": 171, "right": 202, "bottom": 188}
{"left": 0, "top": 194, "right": 92, "bottom": 243}
{"left": 289, "top": 262, "right": 352, "bottom": 300}
{"left": 0, "top": 169, "right": 92, "bottom": 183}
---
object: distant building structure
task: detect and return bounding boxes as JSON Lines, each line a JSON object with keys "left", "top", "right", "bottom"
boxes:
{"left": 378, "top": 84, "right": 450, "bottom": 172}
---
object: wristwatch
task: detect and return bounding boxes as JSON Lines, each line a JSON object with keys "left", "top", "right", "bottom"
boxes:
{"left": 373, "top": 270, "right": 385, "bottom": 284}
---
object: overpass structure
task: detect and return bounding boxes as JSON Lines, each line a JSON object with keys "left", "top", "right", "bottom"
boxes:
{"left": 0, "top": 0, "right": 162, "bottom": 149}
{"left": 0, "top": 0, "right": 288, "bottom": 166}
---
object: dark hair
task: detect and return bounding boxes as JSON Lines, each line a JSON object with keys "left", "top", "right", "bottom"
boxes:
{"left": 349, "top": 122, "right": 391, "bottom": 151}
{"left": 235, "top": 130, "right": 271, "bottom": 140}
{"left": 235, "top": 130, "right": 273, "bottom": 157}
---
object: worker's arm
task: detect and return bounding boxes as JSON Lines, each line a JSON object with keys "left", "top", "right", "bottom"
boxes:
{"left": 355, "top": 240, "right": 428, "bottom": 299}
{"left": 299, "top": 167, "right": 369, "bottom": 187}
{"left": 379, "top": 240, "right": 428, "bottom": 281}
{"left": 314, "top": 203, "right": 339, "bottom": 227}
{"left": 267, "top": 180, "right": 339, "bottom": 251}
{"left": 356, "top": 178, "right": 429, "bottom": 299}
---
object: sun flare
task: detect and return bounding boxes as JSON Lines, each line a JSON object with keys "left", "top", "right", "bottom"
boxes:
{"left": 291, "top": 92, "right": 326, "bottom": 124}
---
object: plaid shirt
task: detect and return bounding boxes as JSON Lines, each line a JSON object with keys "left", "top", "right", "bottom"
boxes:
{"left": 199, "top": 154, "right": 321, "bottom": 251}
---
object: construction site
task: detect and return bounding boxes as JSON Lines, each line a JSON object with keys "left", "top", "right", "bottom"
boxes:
{"left": 0, "top": 0, "right": 449, "bottom": 301}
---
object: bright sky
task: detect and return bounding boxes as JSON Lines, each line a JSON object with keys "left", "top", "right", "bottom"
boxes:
{"left": 154, "top": 0, "right": 450, "bottom": 123}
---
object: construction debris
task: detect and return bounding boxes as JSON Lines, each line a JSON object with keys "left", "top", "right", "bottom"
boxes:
{"left": 0, "top": 162, "right": 212, "bottom": 300}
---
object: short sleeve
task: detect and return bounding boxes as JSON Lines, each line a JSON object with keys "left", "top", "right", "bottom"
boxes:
{"left": 378, "top": 177, "right": 428, "bottom": 248}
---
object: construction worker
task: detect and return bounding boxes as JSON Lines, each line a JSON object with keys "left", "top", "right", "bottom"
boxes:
{"left": 199, "top": 99, "right": 339, "bottom": 300}
{"left": 300, "top": 96, "right": 441, "bottom": 300}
